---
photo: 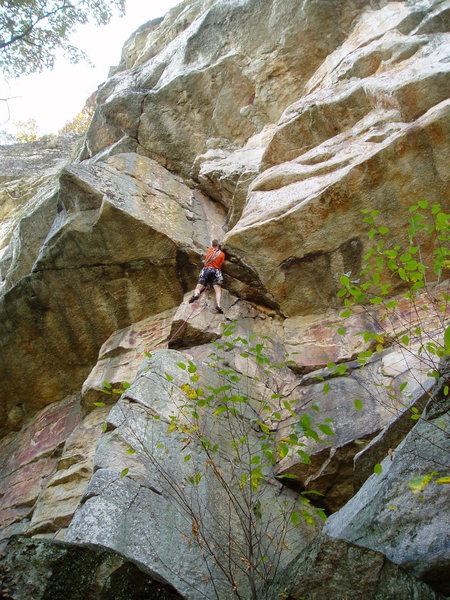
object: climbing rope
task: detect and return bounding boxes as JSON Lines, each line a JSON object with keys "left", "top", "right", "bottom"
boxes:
{"left": 165, "top": 287, "right": 208, "bottom": 348}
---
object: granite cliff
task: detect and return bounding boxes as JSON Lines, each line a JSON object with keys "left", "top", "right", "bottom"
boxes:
{"left": 0, "top": 1, "right": 449, "bottom": 598}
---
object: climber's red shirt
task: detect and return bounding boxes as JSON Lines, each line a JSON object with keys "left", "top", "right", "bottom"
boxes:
{"left": 205, "top": 247, "right": 225, "bottom": 270}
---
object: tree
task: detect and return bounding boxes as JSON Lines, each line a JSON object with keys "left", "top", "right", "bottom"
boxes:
{"left": 0, "top": 0, "right": 125, "bottom": 78}
{"left": 332, "top": 201, "right": 449, "bottom": 484}
{"left": 11, "top": 117, "right": 39, "bottom": 142}
{"left": 101, "top": 328, "right": 330, "bottom": 599}
{"left": 97, "top": 203, "right": 447, "bottom": 598}
{"left": 58, "top": 102, "right": 93, "bottom": 135}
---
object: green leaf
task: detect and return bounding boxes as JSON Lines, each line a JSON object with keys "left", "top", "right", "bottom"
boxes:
{"left": 214, "top": 405, "right": 227, "bottom": 415}
{"left": 177, "top": 362, "right": 186, "bottom": 370}
{"left": 278, "top": 442, "right": 289, "bottom": 459}
{"left": 319, "top": 424, "right": 335, "bottom": 437}
{"left": 315, "top": 508, "right": 327, "bottom": 522}
{"left": 188, "top": 362, "right": 197, "bottom": 373}
{"left": 418, "top": 200, "right": 428, "bottom": 209}
{"left": 101, "top": 422, "right": 108, "bottom": 433}
{"left": 145, "top": 352, "right": 152, "bottom": 359}
{"left": 300, "top": 413, "right": 311, "bottom": 429}
{"left": 374, "top": 463, "right": 383, "bottom": 476}
{"left": 184, "top": 454, "right": 191, "bottom": 462}
{"left": 121, "top": 468, "right": 129, "bottom": 478}
{"left": 103, "top": 381, "right": 112, "bottom": 389}
{"left": 406, "top": 260, "right": 417, "bottom": 271}
{"left": 297, "top": 449, "right": 311, "bottom": 464}
{"left": 401, "top": 335, "right": 410, "bottom": 346}
{"left": 126, "top": 447, "right": 136, "bottom": 455}
{"left": 257, "top": 421, "right": 270, "bottom": 434}
{"left": 165, "top": 372, "right": 174, "bottom": 382}
{"left": 263, "top": 449, "right": 276, "bottom": 465}
{"left": 335, "top": 363, "right": 348, "bottom": 375}
{"left": 354, "top": 398, "right": 363, "bottom": 411}
{"left": 399, "top": 382, "right": 408, "bottom": 393}
{"left": 290, "top": 511, "right": 300, "bottom": 528}
{"left": 122, "top": 382, "right": 131, "bottom": 389}
{"left": 435, "top": 476, "right": 450, "bottom": 485}
{"left": 302, "top": 510, "right": 315, "bottom": 526}
{"left": 94, "top": 401, "right": 105, "bottom": 408}
{"left": 408, "top": 472, "right": 436, "bottom": 493}
{"left": 253, "top": 500, "right": 262, "bottom": 520}
{"left": 378, "top": 226, "right": 388, "bottom": 235}
{"left": 444, "top": 325, "right": 450, "bottom": 353}
{"left": 250, "top": 455, "right": 261, "bottom": 465}
{"left": 323, "top": 383, "right": 330, "bottom": 395}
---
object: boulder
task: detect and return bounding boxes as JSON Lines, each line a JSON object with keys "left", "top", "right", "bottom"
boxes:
{"left": 82, "top": 308, "right": 176, "bottom": 411}
{"left": 224, "top": 101, "right": 449, "bottom": 316}
{"left": 0, "top": 0, "right": 448, "bottom": 596}
{"left": 0, "top": 393, "right": 110, "bottom": 541}
{"left": 83, "top": 0, "right": 385, "bottom": 177}
{"left": 323, "top": 399, "right": 450, "bottom": 595}
{"left": 0, "top": 153, "right": 225, "bottom": 434}
{"left": 66, "top": 348, "right": 320, "bottom": 599}
{"left": 0, "top": 137, "right": 82, "bottom": 292}
{"left": 0, "top": 535, "right": 183, "bottom": 600}
{"left": 0, "top": 395, "right": 80, "bottom": 540}
{"left": 353, "top": 378, "right": 435, "bottom": 492}
{"left": 266, "top": 534, "right": 445, "bottom": 600}
{"left": 26, "top": 406, "right": 109, "bottom": 538}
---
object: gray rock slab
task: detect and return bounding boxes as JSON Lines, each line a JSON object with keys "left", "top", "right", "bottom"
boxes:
{"left": 324, "top": 410, "right": 450, "bottom": 595}
{"left": 0, "top": 535, "right": 182, "bottom": 600}
{"left": 67, "top": 348, "right": 320, "bottom": 599}
{"left": 266, "top": 534, "right": 445, "bottom": 600}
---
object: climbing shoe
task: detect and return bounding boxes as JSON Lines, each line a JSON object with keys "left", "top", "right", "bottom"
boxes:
{"left": 215, "top": 305, "right": 223, "bottom": 314}
{"left": 188, "top": 294, "right": 199, "bottom": 303}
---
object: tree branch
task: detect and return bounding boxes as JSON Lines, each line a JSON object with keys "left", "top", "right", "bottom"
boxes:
{"left": 0, "top": 1, "right": 70, "bottom": 50}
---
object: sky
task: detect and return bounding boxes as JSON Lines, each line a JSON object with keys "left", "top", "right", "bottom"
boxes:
{"left": 0, "top": 0, "right": 181, "bottom": 138}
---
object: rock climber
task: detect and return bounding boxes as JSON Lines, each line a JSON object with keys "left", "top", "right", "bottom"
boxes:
{"left": 189, "top": 239, "right": 225, "bottom": 313}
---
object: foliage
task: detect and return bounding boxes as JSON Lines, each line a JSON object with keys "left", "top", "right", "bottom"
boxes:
{"left": 58, "top": 102, "right": 93, "bottom": 135}
{"left": 11, "top": 117, "right": 39, "bottom": 142}
{"left": 331, "top": 201, "right": 449, "bottom": 480}
{"left": 98, "top": 201, "right": 447, "bottom": 596}
{"left": 1, "top": 93, "right": 94, "bottom": 143}
{"left": 0, "top": 0, "right": 125, "bottom": 78}
{"left": 58, "top": 90, "right": 95, "bottom": 136}
{"left": 103, "top": 327, "right": 333, "bottom": 599}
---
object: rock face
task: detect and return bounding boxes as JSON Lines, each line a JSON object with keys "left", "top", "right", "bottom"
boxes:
{"left": 67, "top": 345, "right": 321, "bottom": 599}
{"left": 0, "top": 0, "right": 449, "bottom": 598}
{"left": 0, "top": 536, "right": 183, "bottom": 600}
{"left": 0, "top": 136, "right": 81, "bottom": 292}
{"left": 266, "top": 534, "right": 445, "bottom": 600}
{"left": 0, "top": 153, "right": 225, "bottom": 434}
{"left": 323, "top": 386, "right": 450, "bottom": 596}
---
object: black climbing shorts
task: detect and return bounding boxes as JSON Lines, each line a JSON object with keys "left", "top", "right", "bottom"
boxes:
{"left": 198, "top": 267, "right": 223, "bottom": 287}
